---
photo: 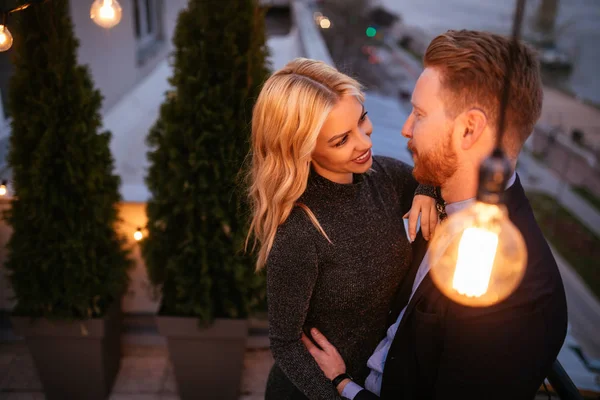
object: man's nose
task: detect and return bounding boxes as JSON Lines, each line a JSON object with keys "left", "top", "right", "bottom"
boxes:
{"left": 401, "top": 115, "right": 413, "bottom": 139}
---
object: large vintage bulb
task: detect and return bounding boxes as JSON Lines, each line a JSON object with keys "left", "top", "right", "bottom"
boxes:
{"left": 428, "top": 201, "right": 527, "bottom": 307}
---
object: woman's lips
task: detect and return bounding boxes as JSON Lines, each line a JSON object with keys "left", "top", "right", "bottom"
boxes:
{"left": 353, "top": 149, "right": 372, "bottom": 164}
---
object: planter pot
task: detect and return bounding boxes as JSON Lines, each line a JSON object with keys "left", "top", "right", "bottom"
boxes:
{"left": 156, "top": 316, "right": 248, "bottom": 400}
{"left": 10, "top": 302, "right": 122, "bottom": 400}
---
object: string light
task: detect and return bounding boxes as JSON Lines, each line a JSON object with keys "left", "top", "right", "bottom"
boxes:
{"left": 133, "top": 227, "right": 143, "bottom": 241}
{"left": 0, "top": 180, "right": 7, "bottom": 196}
{"left": 0, "top": 24, "right": 13, "bottom": 52}
{"left": 319, "top": 17, "right": 331, "bottom": 29}
{"left": 0, "top": 1, "right": 54, "bottom": 52}
{"left": 90, "top": 0, "right": 122, "bottom": 29}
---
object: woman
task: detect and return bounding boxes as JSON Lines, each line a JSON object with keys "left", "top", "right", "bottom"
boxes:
{"left": 247, "top": 58, "right": 438, "bottom": 399}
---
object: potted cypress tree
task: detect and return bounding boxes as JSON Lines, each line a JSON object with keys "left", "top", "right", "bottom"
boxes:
{"left": 141, "top": 0, "right": 269, "bottom": 398}
{"left": 4, "top": 1, "right": 131, "bottom": 399}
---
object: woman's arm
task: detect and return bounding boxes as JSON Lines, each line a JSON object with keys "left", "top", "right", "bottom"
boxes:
{"left": 267, "top": 210, "right": 341, "bottom": 400}
{"left": 374, "top": 156, "right": 439, "bottom": 241}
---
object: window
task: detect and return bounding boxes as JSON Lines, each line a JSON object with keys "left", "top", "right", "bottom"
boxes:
{"left": 133, "top": 0, "right": 163, "bottom": 64}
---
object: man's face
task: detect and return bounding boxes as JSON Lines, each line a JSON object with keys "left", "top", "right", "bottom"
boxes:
{"left": 402, "top": 67, "right": 459, "bottom": 187}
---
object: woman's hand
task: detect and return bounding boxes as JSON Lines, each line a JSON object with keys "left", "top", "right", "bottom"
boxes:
{"left": 301, "top": 328, "right": 346, "bottom": 381}
{"left": 404, "top": 194, "right": 438, "bottom": 241}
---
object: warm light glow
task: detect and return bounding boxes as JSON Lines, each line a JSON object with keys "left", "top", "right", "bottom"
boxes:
{"left": 133, "top": 228, "right": 143, "bottom": 241}
{"left": 428, "top": 202, "right": 527, "bottom": 307}
{"left": 0, "top": 25, "right": 14, "bottom": 52}
{"left": 319, "top": 17, "right": 331, "bottom": 29}
{"left": 453, "top": 228, "right": 498, "bottom": 297}
{"left": 90, "top": 0, "right": 123, "bottom": 29}
{"left": 0, "top": 184, "right": 6, "bottom": 196}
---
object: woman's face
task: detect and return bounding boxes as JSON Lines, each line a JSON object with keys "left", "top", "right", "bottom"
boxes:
{"left": 311, "top": 95, "right": 373, "bottom": 184}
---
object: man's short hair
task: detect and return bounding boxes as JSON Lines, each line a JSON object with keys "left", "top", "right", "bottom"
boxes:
{"left": 424, "top": 30, "right": 543, "bottom": 158}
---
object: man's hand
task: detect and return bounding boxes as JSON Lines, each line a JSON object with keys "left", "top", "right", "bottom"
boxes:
{"left": 301, "top": 328, "right": 347, "bottom": 381}
{"left": 404, "top": 194, "right": 438, "bottom": 241}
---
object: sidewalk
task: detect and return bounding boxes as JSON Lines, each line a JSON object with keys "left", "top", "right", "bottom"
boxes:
{"left": 105, "top": 29, "right": 304, "bottom": 203}
{"left": 518, "top": 149, "right": 600, "bottom": 239}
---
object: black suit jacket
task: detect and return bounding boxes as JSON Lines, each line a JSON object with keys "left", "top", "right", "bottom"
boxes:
{"left": 356, "top": 175, "right": 568, "bottom": 400}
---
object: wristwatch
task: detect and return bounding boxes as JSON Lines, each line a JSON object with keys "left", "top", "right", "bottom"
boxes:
{"left": 332, "top": 372, "right": 353, "bottom": 389}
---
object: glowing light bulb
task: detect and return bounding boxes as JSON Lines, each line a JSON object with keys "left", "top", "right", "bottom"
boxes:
{"left": 90, "top": 0, "right": 122, "bottom": 29}
{"left": 0, "top": 25, "right": 14, "bottom": 52}
{"left": 0, "top": 180, "right": 7, "bottom": 196}
{"left": 320, "top": 17, "right": 331, "bottom": 29}
{"left": 428, "top": 201, "right": 527, "bottom": 307}
{"left": 133, "top": 228, "right": 143, "bottom": 241}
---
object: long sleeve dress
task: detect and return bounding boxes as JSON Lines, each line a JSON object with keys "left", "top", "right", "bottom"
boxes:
{"left": 265, "top": 156, "right": 435, "bottom": 400}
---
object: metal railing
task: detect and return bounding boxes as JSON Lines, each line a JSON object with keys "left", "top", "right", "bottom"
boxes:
{"left": 546, "top": 360, "right": 585, "bottom": 399}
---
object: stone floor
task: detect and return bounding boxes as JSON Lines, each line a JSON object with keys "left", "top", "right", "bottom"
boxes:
{"left": 0, "top": 334, "right": 274, "bottom": 400}
{"left": 0, "top": 336, "right": 590, "bottom": 399}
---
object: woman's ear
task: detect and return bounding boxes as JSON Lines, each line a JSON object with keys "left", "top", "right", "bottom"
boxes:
{"left": 460, "top": 108, "right": 488, "bottom": 150}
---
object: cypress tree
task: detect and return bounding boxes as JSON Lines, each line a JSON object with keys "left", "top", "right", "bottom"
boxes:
{"left": 4, "top": 0, "right": 131, "bottom": 320}
{"left": 142, "top": 0, "right": 270, "bottom": 323}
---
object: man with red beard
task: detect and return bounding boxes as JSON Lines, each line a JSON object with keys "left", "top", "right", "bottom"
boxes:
{"left": 302, "top": 30, "right": 568, "bottom": 400}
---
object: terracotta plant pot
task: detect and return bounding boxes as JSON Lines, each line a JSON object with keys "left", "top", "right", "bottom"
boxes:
{"left": 156, "top": 316, "right": 248, "bottom": 400}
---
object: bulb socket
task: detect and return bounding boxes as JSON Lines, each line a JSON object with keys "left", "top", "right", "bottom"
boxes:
{"left": 476, "top": 148, "right": 512, "bottom": 205}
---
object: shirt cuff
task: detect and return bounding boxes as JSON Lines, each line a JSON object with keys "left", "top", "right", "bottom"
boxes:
{"left": 341, "top": 381, "right": 364, "bottom": 400}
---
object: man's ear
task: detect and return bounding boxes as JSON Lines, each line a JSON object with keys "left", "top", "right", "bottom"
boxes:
{"left": 459, "top": 108, "right": 488, "bottom": 150}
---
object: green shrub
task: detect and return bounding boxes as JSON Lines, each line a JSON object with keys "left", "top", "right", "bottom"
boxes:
{"left": 142, "top": 0, "right": 270, "bottom": 323}
{"left": 4, "top": 0, "right": 131, "bottom": 320}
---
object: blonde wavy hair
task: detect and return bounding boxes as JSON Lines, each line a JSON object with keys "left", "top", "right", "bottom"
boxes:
{"left": 247, "top": 58, "right": 364, "bottom": 271}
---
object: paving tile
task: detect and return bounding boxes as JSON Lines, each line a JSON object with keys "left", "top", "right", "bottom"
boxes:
{"left": 158, "top": 395, "right": 179, "bottom": 400}
{"left": 0, "top": 392, "right": 46, "bottom": 400}
{"left": 0, "top": 353, "right": 42, "bottom": 391}
{"left": 161, "top": 362, "right": 177, "bottom": 394}
{"left": 0, "top": 354, "right": 15, "bottom": 383}
{"left": 112, "top": 357, "right": 168, "bottom": 394}
{"left": 109, "top": 395, "right": 160, "bottom": 400}
{"left": 241, "top": 349, "right": 273, "bottom": 396}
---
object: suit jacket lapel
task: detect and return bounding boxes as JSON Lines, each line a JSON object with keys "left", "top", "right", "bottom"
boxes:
{"left": 387, "top": 231, "right": 429, "bottom": 327}
{"left": 398, "top": 272, "right": 434, "bottom": 330}
{"left": 396, "top": 174, "right": 527, "bottom": 329}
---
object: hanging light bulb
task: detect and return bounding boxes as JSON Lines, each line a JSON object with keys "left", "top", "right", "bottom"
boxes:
{"left": 133, "top": 227, "right": 143, "bottom": 241}
{"left": 428, "top": 0, "right": 529, "bottom": 307}
{"left": 0, "top": 25, "right": 13, "bottom": 52}
{"left": 428, "top": 152, "right": 528, "bottom": 307}
{"left": 0, "top": 180, "right": 7, "bottom": 196}
{"left": 90, "top": 0, "right": 122, "bottom": 29}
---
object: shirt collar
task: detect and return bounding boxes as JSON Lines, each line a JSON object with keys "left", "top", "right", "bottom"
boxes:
{"left": 445, "top": 171, "right": 517, "bottom": 217}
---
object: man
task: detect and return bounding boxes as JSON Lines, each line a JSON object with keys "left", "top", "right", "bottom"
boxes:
{"left": 302, "top": 30, "right": 568, "bottom": 400}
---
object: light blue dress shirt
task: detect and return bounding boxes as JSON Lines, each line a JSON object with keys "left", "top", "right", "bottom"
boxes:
{"left": 341, "top": 173, "right": 517, "bottom": 399}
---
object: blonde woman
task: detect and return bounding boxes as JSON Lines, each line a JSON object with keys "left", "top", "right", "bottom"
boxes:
{"left": 247, "top": 58, "right": 438, "bottom": 399}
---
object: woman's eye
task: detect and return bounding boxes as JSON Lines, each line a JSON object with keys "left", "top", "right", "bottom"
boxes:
{"left": 335, "top": 136, "right": 348, "bottom": 147}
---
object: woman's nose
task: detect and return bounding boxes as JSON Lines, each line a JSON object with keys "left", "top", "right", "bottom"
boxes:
{"left": 357, "top": 128, "right": 372, "bottom": 148}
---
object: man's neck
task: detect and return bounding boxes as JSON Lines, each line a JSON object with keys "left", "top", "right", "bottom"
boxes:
{"left": 440, "top": 170, "right": 477, "bottom": 204}
{"left": 440, "top": 159, "right": 517, "bottom": 204}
